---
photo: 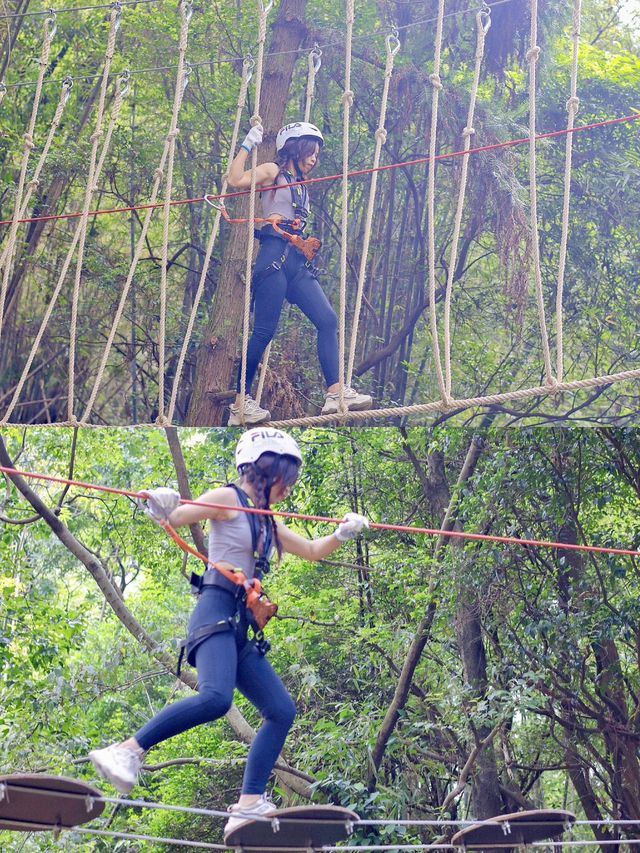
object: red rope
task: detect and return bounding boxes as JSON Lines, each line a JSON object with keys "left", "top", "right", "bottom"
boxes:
{"left": 1, "top": 464, "right": 638, "bottom": 559}
{"left": 1, "top": 111, "right": 638, "bottom": 229}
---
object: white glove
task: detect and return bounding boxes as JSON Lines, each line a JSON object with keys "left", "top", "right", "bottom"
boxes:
{"left": 334, "top": 512, "right": 369, "bottom": 542}
{"left": 140, "top": 487, "right": 181, "bottom": 523}
{"left": 240, "top": 123, "right": 263, "bottom": 153}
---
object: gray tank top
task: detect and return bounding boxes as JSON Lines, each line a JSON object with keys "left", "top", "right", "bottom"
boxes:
{"left": 206, "top": 488, "right": 267, "bottom": 594}
{"left": 262, "top": 170, "right": 309, "bottom": 222}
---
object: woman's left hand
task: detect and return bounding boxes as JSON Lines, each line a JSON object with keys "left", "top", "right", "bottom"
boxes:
{"left": 334, "top": 512, "right": 369, "bottom": 541}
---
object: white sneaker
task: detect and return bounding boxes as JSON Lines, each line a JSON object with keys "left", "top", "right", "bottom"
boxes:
{"left": 228, "top": 396, "right": 271, "bottom": 426}
{"left": 224, "top": 795, "right": 277, "bottom": 838}
{"left": 88, "top": 744, "right": 142, "bottom": 795}
{"left": 321, "top": 386, "right": 373, "bottom": 415}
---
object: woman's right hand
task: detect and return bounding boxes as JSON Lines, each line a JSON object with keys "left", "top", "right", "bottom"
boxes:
{"left": 140, "top": 487, "right": 181, "bottom": 523}
{"left": 241, "top": 123, "right": 263, "bottom": 153}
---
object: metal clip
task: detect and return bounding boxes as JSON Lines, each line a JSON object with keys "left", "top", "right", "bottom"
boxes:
{"left": 345, "top": 820, "right": 355, "bottom": 836}
{"left": 386, "top": 25, "right": 400, "bottom": 57}
{"left": 269, "top": 816, "right": 280, "bottom": 833}
{"left": 243, "top": 54, "right": 255, "bottom": 85}
{"left": 310, "top": 43, "right": 322, "bottom": 73}
{"left": 501, "top": 821, "right": 511, "bottom": 836}
{"left": 204, "top": 195, "right": 225, "bottom": 211}
{"left": 85, "top": 794, "right": 95, "bottom": 813}
{"left": 0, "top": 782, "right": 7, "bottom": 803}
{"left": 182, "top": 61, "right": 192, "bottom": 92}
{"left": 111, "top": 0, "right": 123, "bottom": 32}
{"left": 118, "top": 69, "right": 130, "bottom": 96}
{"left": 479, "top": 1, "right": 492, "bottom": 33}
{"left": 46, "top": 10, "right": 57, "bottom": 41}
{"left": 182, "top": 0, "right": 193, "bottom": 23}
{"left": 62, "top": 76, "right": 73, "bottom": 102}
{"left": 0, "top": 81, "right": 8, "bottom": 95}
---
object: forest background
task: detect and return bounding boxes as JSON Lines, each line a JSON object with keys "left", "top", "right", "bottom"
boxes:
{"left": 1, "top": 425, "right": 640, "bottom": 851}
{"left": 0, "top": 0, "right": 639, "bottom": 426}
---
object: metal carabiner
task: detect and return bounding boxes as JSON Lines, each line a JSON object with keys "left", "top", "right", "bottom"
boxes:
{"left": 243, "top": 54, "right": 255, "bottom": 85}
{"left": 310, "top": 43, "right": 322, "bottom": 73}
{"left": 111, "top": 0, "right": 123, "bottom": 32}
{"left": 62, "top": 76, "right": 73, "bottom": 103}
{"left": 182, "top": 0, "right": 193, "bottom": 23}
{"left": 45, "top": 10, "right": 57, "bottom": 42}
{"left": 258, "top": 0, "right": 274, "bottom": 14}
{"left": 386, "top": 25, "right": 401, "bottom": 57}
{"left": 479, "top": 1, "right": 492, "bottom": 33}
{"left": 118, "top": 69, "right": 131, "bottom": 97}
{"left": 204, "top": 195, "right": 225, "bottom": 211}
{"left": 182, "top": 61, "right": 192, "bottom": 92}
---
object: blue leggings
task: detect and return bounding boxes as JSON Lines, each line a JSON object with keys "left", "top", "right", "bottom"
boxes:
{"left": 134, "top": 588, "right": 296, "bottom": 795}
{"left": 237, "top": 238, "right": 340, "bottom": 394}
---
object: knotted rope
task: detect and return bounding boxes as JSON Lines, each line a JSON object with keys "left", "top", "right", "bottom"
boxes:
{"left": 0, "top": 13, "right": 56, "bottom": 339}
{"left": 81, "top": 0, "right": 193, "bottom": 425}
{"left": 68, "top": 2, "right": 123, "bottom": 423}
{"left": 345, "top": 28, "right": 400, "bottom": 388}
{"left": 527, "top": 0, "right": 555, "bottom": 388}
{"left": 443, "top": 4, "right": 491, "bottom": 395}
{"left": 237, "top": 0, "right": 272, "bottom": 422}
{"left": 555, "top": 0, "right": 582, "bottom": 383}
{"left": 168, "top": 57, "right": 255, "bottom": 423}
{"left": 426, "top": 0, "right": 449, "bottom": 405}
{"left": 0, "top": 71, "right": 129, "bottom": 426}
{"left": 337, "top": 0, "right": 356, "bottom": 413}
{"left": 0, "top": 77, "right": 73, "bottom": 275}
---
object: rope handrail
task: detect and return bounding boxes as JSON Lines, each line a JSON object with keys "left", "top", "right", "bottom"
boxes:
{"left": 2, "top": 112, "right": 637, "bottom": 230}
{"left": 236, "top": 0, "right": 271, "bottom": 423}
{"left": 1, "top": 464, "right": 639, "bottom": 558}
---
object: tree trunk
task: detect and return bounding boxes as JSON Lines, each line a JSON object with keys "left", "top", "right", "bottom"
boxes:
{"left": 186, "top": 0, "right": 308, "bottom": 426}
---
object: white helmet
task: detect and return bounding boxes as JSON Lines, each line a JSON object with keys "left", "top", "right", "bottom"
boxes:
{"left": 235, "top": 428, "right": 303, "bottom": 468}
{"left": 276, "top": 121, "right": 324, "bottom": 152}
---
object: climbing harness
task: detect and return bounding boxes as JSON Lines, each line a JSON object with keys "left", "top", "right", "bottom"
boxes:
{"left": 165, "top": 484, "right": 278, "bottom": 675}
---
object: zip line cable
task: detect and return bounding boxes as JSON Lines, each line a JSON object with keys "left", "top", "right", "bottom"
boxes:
{"left": 1, "top": 110, "right": 639, "bottom": 230}
{"left": 1, "top": 465, "right": 638, "bottom": 559}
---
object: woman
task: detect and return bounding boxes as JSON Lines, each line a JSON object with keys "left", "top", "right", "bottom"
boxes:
{"left": 226, "top": 121, "right": 373, "bottom": 425}
{"left": 88, "top": 427, "right": 368, "bottom": 836}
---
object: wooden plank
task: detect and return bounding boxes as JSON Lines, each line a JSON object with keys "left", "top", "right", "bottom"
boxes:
{"left": 0, "top": 774, "right": 104, "bottom": 831}
{"left": 451, "top": 809, "right": 576, "bottom": 848}
{"left": 225, "top": 804, "right": 359, "bottom": 852}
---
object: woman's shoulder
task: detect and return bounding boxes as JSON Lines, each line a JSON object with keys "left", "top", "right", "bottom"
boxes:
{"left": 196, "top": 485, "right": 240, "bottom": 519}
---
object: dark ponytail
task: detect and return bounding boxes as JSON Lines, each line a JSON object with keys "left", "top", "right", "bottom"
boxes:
{"left": 239, "top": 452, "right": 301, "bottom": 560}
{"left": 275, "top": 137, "right": 320, "bottom": 178}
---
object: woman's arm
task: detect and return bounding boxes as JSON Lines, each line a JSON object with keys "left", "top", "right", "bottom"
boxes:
{"left": 227, "top": 149, "right": 279, "bottom": 190}
{"left": 277, "top": 523, "right": 344, "bottom": 561}
{"left": 167, "top": 486, "right": 239, "bottom": 527}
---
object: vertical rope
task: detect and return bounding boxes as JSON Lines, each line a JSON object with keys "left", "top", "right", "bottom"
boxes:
{"left": 81, "top": 2, "right": 193, "bottom": 425}
{"left": 337, "top": 0, "right": 355, "bottom": 413}
{"left": 0, "top": 77, "right": 73, "bottom": 274}
{"left": 304, "top": 44, "right": 322, "bottom": 123}
{"left": 67, "top": 2, "right": 122, "bottom": 423}
{"left": 238, "top": 0, "right": 272, "bottom": 421}
{"left": 555, "top": 0, "right": 582, "bottom": 384}
{"left": 443, "top": 5, "right": 491, "bottom": 395}
{"left": 157, "top": 0, "right": 193, "bottom": 424}
{"left": 0, "top": 13, "right": 56, "bottom": 340}
{"left": 167, "top": 56, "right": 254, "bottom": 423}
{"left": 0, "top": 73, "right": 129, "bottom": 426}
{"left": 527, "top": 0, "right": 555, "bottom": 387}
{"left": 345, "top": 28, "right": 399, "bottom": 388}
{"left": 426, "top": 0, "right": 449, "bottom": 403}
{"left": 255, "top": 42, "right": 322, "bottom": 406}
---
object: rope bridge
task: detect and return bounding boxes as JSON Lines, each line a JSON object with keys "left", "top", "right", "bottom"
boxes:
{"left": 0, "top": 0, "right": 638, "bottom": 426}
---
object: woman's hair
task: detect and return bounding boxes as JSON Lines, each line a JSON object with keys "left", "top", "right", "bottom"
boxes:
{"left": 238, "top": 451, "right": 301, "bottom": 559}
{"left": 275, "top": 137, "right": 319, "bottom": 176}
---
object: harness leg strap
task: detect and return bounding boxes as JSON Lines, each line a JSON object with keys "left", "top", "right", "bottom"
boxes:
{"left": 177, "top": 619, "right": 235, "bottom": 676}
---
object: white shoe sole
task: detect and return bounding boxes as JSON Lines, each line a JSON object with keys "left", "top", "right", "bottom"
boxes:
{"left": 88, "top": 750, "right": 136, "bottom": 795}
{"left": 227, "top": 410, "right": 271, "bottom": 426}
{"left": 321, "top": 396, "right": 373, "bottom": 415}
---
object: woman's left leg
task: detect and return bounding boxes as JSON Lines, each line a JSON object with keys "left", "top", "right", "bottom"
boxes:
{"left": 287, "top": 270, "right": 339, "bottom": 387}
{"left": 236, "top": 644, "right": 296, "bottom": 795}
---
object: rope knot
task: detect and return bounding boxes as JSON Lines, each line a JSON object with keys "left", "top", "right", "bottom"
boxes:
{"left": 526, "top": 45, "right": 541, "bottom": 62}
{"left": 341, "top": 89, "right": 354, "bottom": 107}
{"left": 27, "top": 178, "right": 40, "bottom": 189}
{"left": 90, "top": 129, "right": 103, "bottom": 143}
{"left": 462, "top": 126, "right": 475, "bottom": 138}
{"left": 23, "top": 133, "right": 34, "bottom": 149}
{"left": 429, "top": 73, "right": 443, "bottom": 90}
{"left": 154, "top": 168, "right": 165, "bottom": 180}
{"left": 155, "top": 414, "right": 171, "bottom": 426}
{"left": 167, "top": 128, "right": 180, "bottom": 141}
{"left": 250, "top": 114, "right": 262, "bottom": 128}
{"left": 374, "top": 127, "right": 388, "bottom": 144}
{"left": 566, "top": 95, "right": 580, "bottom": 112}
